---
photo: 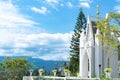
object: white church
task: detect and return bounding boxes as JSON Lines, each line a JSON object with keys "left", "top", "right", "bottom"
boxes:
{"left": 79, "top": 13, "right": 118, "bottom": 78}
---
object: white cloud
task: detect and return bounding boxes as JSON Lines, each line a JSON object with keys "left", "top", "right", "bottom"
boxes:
{"left": 31, "top": 6, "right": 49, "bottom": 15}
{"left": 79, "top": 0, "right": 93, "bottom": 3}
{"left": 0, "top": 31, "right": 72, "bottom": 60}
{"left": 24, "top": 33, "right": 71, "bottom": 43}
{"left": 45, "top": 0, "right": 59, "bottom": 8}
{"left": 66, "top": 2, "right": 73, "bottom": 8}
{"left": 114, "top": 5, "right": 120, "bottom": 13}
{"left": 80, "top": 2, "right": 90, "bottom": 8}
{"left": 0, "top": 1, "right": 36, "bottom": 28}
{"left": 0, "top": 0, "right": 72, "bottom": 61}
{"left": 36, "top": 53, "right": 70, "bottom": 61}
{"left": 46, "top": 0, "right": 59, "bottom": 3}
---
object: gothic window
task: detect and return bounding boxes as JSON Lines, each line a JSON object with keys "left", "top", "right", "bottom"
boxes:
{"left": 88, "top": 59, "right": 89, "bottom": 71}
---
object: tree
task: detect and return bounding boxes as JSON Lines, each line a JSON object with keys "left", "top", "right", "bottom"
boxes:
{"left": 96, "top": 12, "right": 120, "bottom": 50}
{"left": 69, "top": 9, "right": 87, "bottom": 74}
{"left": 96, "top": 12, "right": 120, "bottom": 67}
{"left": 0, "top": 57, "right": 32, "bottom": 80}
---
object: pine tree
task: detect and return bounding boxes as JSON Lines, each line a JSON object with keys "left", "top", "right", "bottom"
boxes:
{"left": 69, "top": 9, "right": 86, "bottom": 75}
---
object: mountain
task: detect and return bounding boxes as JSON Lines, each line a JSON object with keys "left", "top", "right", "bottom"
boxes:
{"left": 0, "top": 56, "right": 67, "bottom": 71}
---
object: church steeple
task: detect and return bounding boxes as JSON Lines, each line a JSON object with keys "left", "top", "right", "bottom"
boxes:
{"left": 96, "top": 4, "right": 101, "bottom": 34}
{"left": 96, "top": 5, "right": 100, "bottom": 21}
{"left": 86, "top": 14, "right": 94, "bottom": 46}
{"left": 80, "top": 29, "right": 85, "bottom": 48}
{"left": 79, "top": 5, "right": 118, "bottom": 78}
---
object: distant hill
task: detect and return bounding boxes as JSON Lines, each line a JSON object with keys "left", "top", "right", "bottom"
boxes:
{"left": 0, "top": 56, "right": 67, "bottom": 71}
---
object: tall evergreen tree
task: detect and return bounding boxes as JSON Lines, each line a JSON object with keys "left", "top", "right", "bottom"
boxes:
{"left": 69, "top": 9, "right": 86, "bottom": 74}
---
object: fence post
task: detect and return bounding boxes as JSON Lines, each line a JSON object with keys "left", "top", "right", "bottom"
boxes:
{"left": 64, "top": 77, "right": 66, "bottom": 80}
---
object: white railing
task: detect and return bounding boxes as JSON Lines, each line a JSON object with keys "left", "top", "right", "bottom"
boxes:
{"left": 23, "top": 76, "right": 100, "bottom": 80}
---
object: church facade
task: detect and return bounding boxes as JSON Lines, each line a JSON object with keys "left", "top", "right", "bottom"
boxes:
{"left": 79, "top": 13, "right": 118, "bottom": 78}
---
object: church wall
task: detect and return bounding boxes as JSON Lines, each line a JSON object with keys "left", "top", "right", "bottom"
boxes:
{"left": 95, "top": 41, "right": 100, "bottom": 77}
{"left": 95, "top": 32, "right": 102, "bottom": 77}
{"left": 87, "top": 46, "right": 95, "bottom": 77}
{"left": 102, "top": 50, "right": 108, "bottom": 72}
{"left": 79, "top": 47, "right": 84, "bottom": 77}
{"left": 109, "top": 52, "right": 118, "bottom": 78}
{"left": 80, "top": 47, "right": 89, "bottom": 78}
{"left": 79, "top": 14, "right": 118, "bottom": 78}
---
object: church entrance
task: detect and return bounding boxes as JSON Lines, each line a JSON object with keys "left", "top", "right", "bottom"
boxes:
{"left": 81, "top": 53, "right": 90, "bottom": 77}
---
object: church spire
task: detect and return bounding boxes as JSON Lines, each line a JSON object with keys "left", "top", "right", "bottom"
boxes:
{"left": 96, "top": 5, "right": 101, "bottom": 36}
{"left": 86, "top": 14, "right": 94, "bottom": 46}
{"left": 96, "top": 5, "right": 100, "bottom": 21}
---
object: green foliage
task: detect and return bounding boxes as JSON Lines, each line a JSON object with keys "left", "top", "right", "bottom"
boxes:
{"left": 96, "top": 12, "right": 120, "bottom": 52}
{"left": 100, "top": 73, "right": 112, "bottom": 80}
{"left": 29, "top": 69, "right": 34, "bottom": 72}
{"left": 52, "top": 69, "right": 57, "bottom": 73}
{"left": 96, "top": 12, "right": 120, "bottom": 68}
{"left": 91, "top": 75, "right": 96, "bottom": 78}
{"left": 38, "top": 68, "right": 44, "bottom": 72}
{"left": 100, "top": 73, "right": 106, "bottom": 80}
{"left": 104, "top": 68, "right": 112, "bottom": 72}
{"left": 76, "top": 72, "right": 80, "bottom": 77}
{"left": 0, "top": 56, "right": 32, "bottom": 80}
{"left": 64, "top": 69, "right": 70, "bottom": 73}
{"left": 69, "top": 9, "right": 87, "bottom": 75}
{"left": 63, "top": 61, "right": 68, "bottom": 69}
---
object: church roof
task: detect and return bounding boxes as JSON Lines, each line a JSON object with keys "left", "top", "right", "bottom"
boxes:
{"left": 86, "top": 16, "right": 104, "bottom": 43}
{"left": 90, "top": 16, "right": 104, "bottom": 35}
{"left": 91, "top": 16, "right": 105, "bottom": 22}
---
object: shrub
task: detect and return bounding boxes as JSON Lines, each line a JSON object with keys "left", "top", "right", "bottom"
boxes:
{"left": 38, "top": 69, "right": 44, "bottom": 73}
{"left": 100, "top": 73, "right": 106, "bottom": 80}
{"left": 52, "top": 69, "right": 57, "bottom": 73}
{"left": 29, "top": 69, "right": 33, "bottom": 72}
{"left": 104, "top": 68, "right": 112, "bottom": 72}
{"left": 64, "top": 69, "right": 69, "bottom": 73}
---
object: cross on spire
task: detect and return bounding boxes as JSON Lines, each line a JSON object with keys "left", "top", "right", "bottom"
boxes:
{"left": 96, "top": 5, "right": 100, "bottom": 21}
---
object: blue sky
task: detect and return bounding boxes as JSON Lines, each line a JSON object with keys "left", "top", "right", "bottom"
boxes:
{"left": 0, "top": 0, "right": 119, "bottom": 61}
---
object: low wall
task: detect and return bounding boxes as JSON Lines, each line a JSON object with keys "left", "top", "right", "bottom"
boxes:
{"left": 23, "top": 76, "right": 100, "bottom": 80}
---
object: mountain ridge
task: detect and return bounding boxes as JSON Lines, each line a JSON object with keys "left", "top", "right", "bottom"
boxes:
{"left": 0, "top": 56, "right": 67, "bottom": 71}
